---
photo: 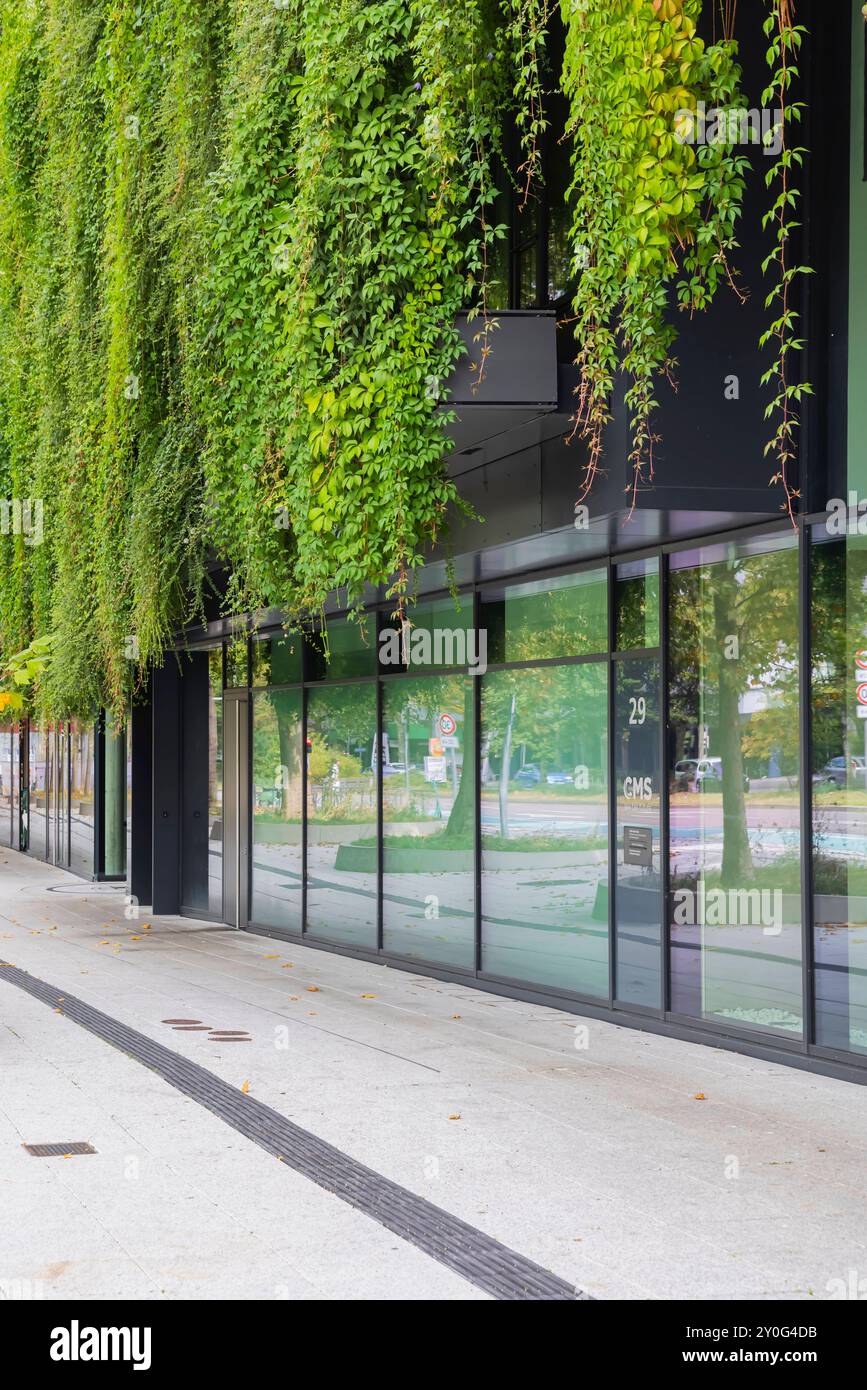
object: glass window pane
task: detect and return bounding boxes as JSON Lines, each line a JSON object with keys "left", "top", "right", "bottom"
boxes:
{"left": 225, "top": 639, "right": 248, "bottom": 689}
{"left": 811, "top": 529, "right": 867, "bottom": 1055}
{"left": 0, "top": 726, "right": 12, "bottom": 848}
{"left": 252, "top": 632, "right": 303, "bottom": 687}
{"left": 615, "top": 655, "right": 661, "bottom": 1007}
{"left": 307, "top": 617, "right": 375, "bottom": 681}
{"left": 669, "top": 534, "right": 802, "bottom": 1038}
{"left": 103, "top": 719, "right": 126, "bottom": 876}
{"left": 306, "top": 684, "right": 377, "bottom": 946}
{"left": 70, "top": 720, "right": 95, "bottom": 877}
{"left": 25, "top": 725, "right": 49, "bottom": 860}
{"left": 616, "top": 557, "right": 659, "bottom": 650}
{"left": 251, "top": 690, "right": 303, "bottom": 933}
{"left": 180, "top": 650, "right": 222, "bottom": 916}
{"left": 481, "top": 663, "right": 609, "bottom": 996}
{"left": 382, "top": 675, "right": 475, "bottom": 968}
{"left": 481, "top": 568, "right": 607, "bottom": 665}
{"left": 378, "top": 595, "right": 478, "bottom": 675}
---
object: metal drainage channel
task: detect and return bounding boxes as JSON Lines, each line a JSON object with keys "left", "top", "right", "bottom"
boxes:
{"left": 1, "top": 962, "right": 586, "bottom": 1302}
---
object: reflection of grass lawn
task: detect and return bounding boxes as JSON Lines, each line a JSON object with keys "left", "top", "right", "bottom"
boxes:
{"left": 672, "top": 791, "right": 801, "bottom": 806}
{"left": 686, "top": 857, "right": 802, "bottom": 894}
{"left": 814, "top": 789, "right": 867, "bottom": 807}
{"left": 352, "top": 831, "right": 606, "bottom": 853}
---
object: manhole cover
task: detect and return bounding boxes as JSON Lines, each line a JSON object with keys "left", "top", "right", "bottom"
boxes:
{"left": 23, "top": 1142, "right": 96, "bottom": 1157}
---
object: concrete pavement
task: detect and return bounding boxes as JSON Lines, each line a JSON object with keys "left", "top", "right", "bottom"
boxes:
{"left": 1, "top": 851, "right": 867, "bottom": 1300}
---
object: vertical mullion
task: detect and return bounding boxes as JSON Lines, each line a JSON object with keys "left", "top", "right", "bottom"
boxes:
{"left": 376, "top": 613, "right": 384, "bottom": 952}
{"left": 607, "top": 562, "right": 616, "bottom": 1008}
{"left": 301, "top": 683, "right": 308, "bottom": 936}
{"left": 474, "top": 588, "right": 482, "bottom": 976}
{"left": 660, "top": 552, "right": 672, "bottom": 1015}
{"left": 800, "top": 522, "right": 814, "bottom": 1047}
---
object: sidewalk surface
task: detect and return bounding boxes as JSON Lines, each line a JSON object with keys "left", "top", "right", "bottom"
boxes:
{"left": 1, "top": 851, "right": 866, "bottom": 1302}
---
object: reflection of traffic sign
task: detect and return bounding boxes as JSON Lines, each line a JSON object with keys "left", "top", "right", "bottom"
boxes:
{"left": 856, "top": 651, "right": 867, "bottom": 670}
{"left": 438, "top": 713, "right": 457, "bottom": 737}
{"left": 857, "top": 684, "right": 867, "bottom": 706}
{"left": 440, "top": 735, "right": 459, "bottom": 749}
{"left": 429, "top": 737, "right": 443, "bottom": 756}
{"left": 424, "top": 756, "right": 447, "bottom": 782}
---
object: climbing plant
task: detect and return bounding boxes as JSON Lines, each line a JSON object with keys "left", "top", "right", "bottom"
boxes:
{"left": 760, "top": 0, "right": 812, "bottom": 522}
{"left": 0, "top": 0, "right": 814, "bottom": 718}
{"left": 562, "top": 0, "right": 750, "bottom": 505}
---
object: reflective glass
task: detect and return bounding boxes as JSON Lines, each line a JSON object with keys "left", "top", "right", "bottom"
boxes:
{"left": 251, "top": 689, "right": 303, "bottom": 932}
{"left": 615, "top": 655, "right": 662, "bottom": 1007}
{"left": 481, "top": 662, "right": 608, "bottom": 995}
{"left": 811, "top": 529, "right": 867, "bottom": 1054}
{"left": 669, "top": 534, "right": 802, "bottom": 1037}
{"left": 382, "top": 675, "right": 475, "bottom": 967}
{"left": 306, "top": 684, "right": 377, "bottom": 946}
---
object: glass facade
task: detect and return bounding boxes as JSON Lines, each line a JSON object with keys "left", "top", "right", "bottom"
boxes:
{"left": 382, "top": 674, "right": 475, "bottom": 967}
{"left": 669, "top": 534, "right": 803, "bottom": 1039}
{"left": 251, "top": 688, "right": 303, "bottom": 933}
{"left": 481, "top": 663, "right": 608, "bottom": 994}
{"left": 181, "top": 648, "right": 223, "bottom": 916}
{"left": 306, "top": 681, "right": 378, "bottom": 947}
{"left": 0, "top": 718, "right": 103, "bottom": 877}
{"left": 811, "top": 528, "right": 867, "bottom": 1055}
{"left": 16, "top": 523, "right": 867, "bottom": 1079}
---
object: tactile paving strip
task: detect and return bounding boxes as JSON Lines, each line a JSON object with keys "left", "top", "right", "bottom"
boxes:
{"left": 1, "top": 961, "right": 587, "bottom": 1301}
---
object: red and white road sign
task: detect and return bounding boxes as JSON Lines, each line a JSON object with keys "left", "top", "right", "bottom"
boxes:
{"left": 438, "top": 713, "right": 457, "bottom": 737}
{"left": 856, "top": 650, "right": 867, "bottom": 670}
{"left": 856, "top": 683, "right": 867, "bottom": 706}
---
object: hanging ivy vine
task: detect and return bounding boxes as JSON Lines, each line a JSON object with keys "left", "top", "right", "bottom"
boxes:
{"left": 562, "top": 0, "right": 750, "bottom": 505}
{"left": 0, "top": 0, "right": 813, "bottom": 718}
{"left": 760, "top": 0, "right": 812, "bottom": 522}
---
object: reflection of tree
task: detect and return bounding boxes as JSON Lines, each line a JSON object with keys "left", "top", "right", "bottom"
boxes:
{"left": 482, "top": 664, "right": 607, "bottom": 835}
{"left": 670, "top": 544, "right": 799, "bottom": 886}
{"left": 308, "top": 684, "right": 376, "bottom": 768}
{"left": 252, "top": 691, "right": 302, "bottom": 819}
{"left": 383, "top": 674, "right": 474, "bottom": 838}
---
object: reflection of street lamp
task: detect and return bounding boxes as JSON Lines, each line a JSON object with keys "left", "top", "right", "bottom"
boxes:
{"left": 500, "top": 692, "right": 517, "bottom": 838}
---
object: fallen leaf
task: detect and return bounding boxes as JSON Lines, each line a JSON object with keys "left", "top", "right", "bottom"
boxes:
{"left": 98, "top": 940, "right": 110, "bottom": 946}
{"left": 306, "top": 986, "right": 320, "bottom": 993}
{"left": 263, "top": 954, "right": 279, "bottom": 959}
{"left": 451, "top": 1014, "right": 461, "bottom": 1020}
{"left": 288, "top": 995, "right": 299, "bottom": 1001}
{"left": 448, "top": 1114, "right": 461, "bottom": 1121}
{"left": 129, "top": 935, "right": 141, "bottom": 941}
{"left": 281, "top": 963, "right": 294, "bottom": 969}
{"left": 693, "top": 1092, "right": 706, "bottom": 1101}
{"left": 361, "top": 994, "right": 376, "bottom": 999}
{"left": 241, "top": 1080, "right": 250, "bottom": 1095}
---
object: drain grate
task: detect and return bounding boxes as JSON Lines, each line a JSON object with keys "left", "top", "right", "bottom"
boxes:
{"left": 1, "top": 961, "right": 587, "bottom": 1302}
{"left": 23, "top": 1142, "right": 96, "bottom": 1157}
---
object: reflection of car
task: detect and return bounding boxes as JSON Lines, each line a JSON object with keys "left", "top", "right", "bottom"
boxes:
{"left": 545, "top": 770, "right": 573, "bottom": 785}
{"left": 674, "top": 758, "right": 750, "bottom": 793}
{"left": 817, "top": 755, "right": 867, "bottom": 787}
{"left": 255, "top": 787, "right": 281, "bottom": 809}
{"left": 514, "top": 764, "right": 541, "bottom": 787}
{"left": 382, "top": 762, "right": 411, "bottom": 777}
